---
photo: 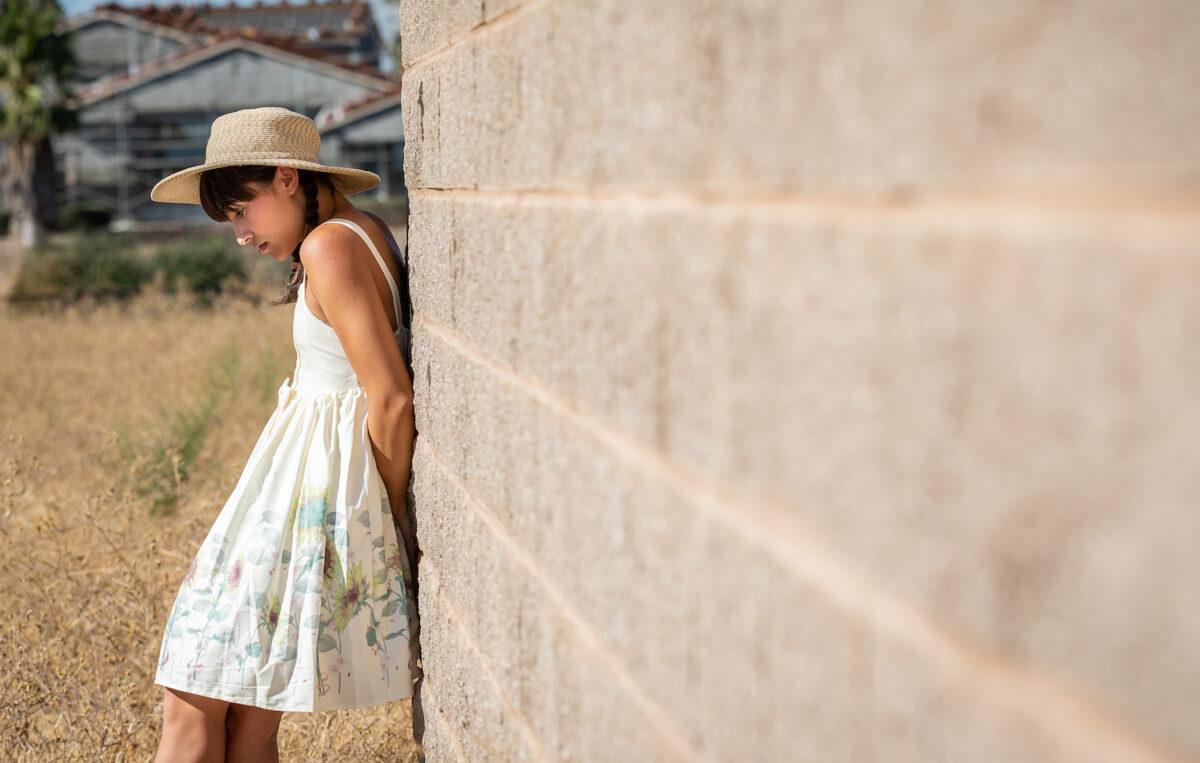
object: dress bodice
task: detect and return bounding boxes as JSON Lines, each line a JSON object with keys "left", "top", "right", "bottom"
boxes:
{"left": 289, "top": 217, "right": 411, "bottom": 396}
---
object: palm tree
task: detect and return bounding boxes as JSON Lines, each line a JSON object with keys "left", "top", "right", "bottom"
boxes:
{"left": 0, "top": 0, "right": 78, "bottom": 256}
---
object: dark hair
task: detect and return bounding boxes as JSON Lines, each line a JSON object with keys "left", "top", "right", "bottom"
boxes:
{"left": 198, "top": 164, "right": 335, "bottom": 305}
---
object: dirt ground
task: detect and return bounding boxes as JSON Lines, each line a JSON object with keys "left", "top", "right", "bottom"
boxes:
{"left": 0, "top": 281, "right": 421, "bottom": 761}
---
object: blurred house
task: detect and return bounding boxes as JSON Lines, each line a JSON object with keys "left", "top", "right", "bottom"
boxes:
{"left": 315, "top": 85, "right": 404, "bottom": 200}
{"left": 72, "top": 0, "right": 388, "bottom": 79}
{"left": 1, "top": 0, "right": 403, "bottom": 229}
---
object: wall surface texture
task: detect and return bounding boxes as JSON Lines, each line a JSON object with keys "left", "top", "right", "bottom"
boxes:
{"left": 399, "top": 2, "right": 1200, "bottom": 760}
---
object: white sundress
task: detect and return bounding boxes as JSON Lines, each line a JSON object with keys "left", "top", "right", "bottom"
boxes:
{"left": 153, "top": 216, "right": 417, "bottom": 712}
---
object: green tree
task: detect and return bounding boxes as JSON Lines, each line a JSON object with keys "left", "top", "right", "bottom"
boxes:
{"left": 0, "top": 0, "right": 79, "bottom": 256}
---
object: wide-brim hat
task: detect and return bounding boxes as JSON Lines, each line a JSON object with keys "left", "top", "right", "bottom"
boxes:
{"left": 150, "top": 106, "right": 380, "bottom": 205}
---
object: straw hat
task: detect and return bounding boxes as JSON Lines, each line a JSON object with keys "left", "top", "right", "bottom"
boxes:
{"left": 150, "top": 106, "right": 380, "bottom": 205}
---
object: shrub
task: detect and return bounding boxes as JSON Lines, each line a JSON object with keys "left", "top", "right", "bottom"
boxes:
{"left": 151, "top": 236, "right": 248, "bottom": 307}
{"left": 52, "top": 202, "right": 114, "bottom": 232}
{"left": 8, "top": 233, "right": 152, "bottom": 305}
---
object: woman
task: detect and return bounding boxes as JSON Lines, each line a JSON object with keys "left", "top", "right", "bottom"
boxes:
{"left": 147, "top": 106, "right": 420, "bottom": 761}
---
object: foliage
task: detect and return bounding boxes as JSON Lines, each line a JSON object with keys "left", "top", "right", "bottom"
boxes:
{"left": 0, "top": 0, "right": 79, "bottom": 249}
{"left": 8, "top": 232, "right": 152, "bottom": 304}
{"left": 0, "top": 0, "right": 78, "bottom": 141}
{"left": 151, "top": 235, "right": 249, "bottom": 307}
{"left": 8, "top": 232, "right": 254, "bottom": 308}
{"left": 49, "top": 202, "right": 114, "bottom": 232}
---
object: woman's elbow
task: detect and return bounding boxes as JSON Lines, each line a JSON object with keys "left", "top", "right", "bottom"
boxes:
{"left": 370, "top": 387, "right": 413, "bottom": 417}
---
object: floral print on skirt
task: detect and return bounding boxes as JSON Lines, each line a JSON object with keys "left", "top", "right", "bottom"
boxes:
{"left": 154, "top": 380, "right": 417, "bottom": 712}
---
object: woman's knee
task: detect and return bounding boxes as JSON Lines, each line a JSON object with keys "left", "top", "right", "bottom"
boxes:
{"left": 226, "top": 701, "right": 283, "bottom": 751}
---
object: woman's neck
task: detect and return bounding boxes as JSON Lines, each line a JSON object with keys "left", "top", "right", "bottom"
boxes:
{"left": 314, "top": 183, "right": 354, "bottom": 226}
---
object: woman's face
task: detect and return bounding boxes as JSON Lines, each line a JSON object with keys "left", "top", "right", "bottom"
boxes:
{"left": 228, "top": 166, "right": 304, "bottom": 262}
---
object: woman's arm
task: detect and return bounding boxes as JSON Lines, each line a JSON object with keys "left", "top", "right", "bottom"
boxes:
{"left": 299, "top": 226, "right": 418, "bottom": 573}
{"left": 367, "top": 399, "right": 416, "bottom": 568}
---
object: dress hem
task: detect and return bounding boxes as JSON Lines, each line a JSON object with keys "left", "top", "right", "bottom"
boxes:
{"left": 153, "top": 671, "right": 414, "bottom": 713}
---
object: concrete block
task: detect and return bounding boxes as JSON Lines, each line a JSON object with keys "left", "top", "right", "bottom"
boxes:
{"left": 411, "top": 439, "right": 692, "bottom": 760}
{"left": 402, "top": 0, "right": 1200, "bottom": 195}
{"left": 415, "top": 555, "right": 544, "bottom": 761}
{"left": 407, "top": 193, "right": 1200, "bottom": 758}
{"left": 410, "top": 322, "right": 1173, "bottom": 761}
{"left": 399, "top": 0, "right": 528, "bottom": 65}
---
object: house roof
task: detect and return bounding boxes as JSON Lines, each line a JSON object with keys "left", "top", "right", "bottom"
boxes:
{"left": 89, "top": 0, "right": 376, "bottom": 43}
{"left": 315, "top": 81, "right": 402, "bottom": 130}
{"left": 67, "top": 29, "right": 396, "bottom": 107}
{"left": 62, "top": 7, "right": 205, "bottom": 47}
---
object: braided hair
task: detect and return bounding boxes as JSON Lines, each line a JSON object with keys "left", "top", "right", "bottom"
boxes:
{"left": 276, "top": 169, "right": 335, "bottom": 305}
{"left": 198, "top": 164, "right": 335, "bottom": 305}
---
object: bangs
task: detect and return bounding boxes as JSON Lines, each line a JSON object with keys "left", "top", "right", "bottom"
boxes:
{"left": 198, "top": 165, "right": 278, "bottom": 222}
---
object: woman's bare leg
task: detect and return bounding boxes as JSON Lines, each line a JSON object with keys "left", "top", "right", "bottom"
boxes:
{"left": 155, "top": 687, "right": 229, "bottom": 763}
{"left": 225, "top": 701, "right": 284, "bottom": 763}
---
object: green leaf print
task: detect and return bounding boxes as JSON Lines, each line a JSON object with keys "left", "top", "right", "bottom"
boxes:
{"left": 318, "top": 634, "right": 337, "bottom": 652}
{"left": 277, "top": 645, "right": 298, "bottom": 663}
{"left": 296, "top": 484, "right": 331, "bottom": 530}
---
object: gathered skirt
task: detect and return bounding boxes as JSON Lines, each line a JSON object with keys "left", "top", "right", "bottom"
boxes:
{"left": 153, "top": 378, "right": 416, "bottom": 712}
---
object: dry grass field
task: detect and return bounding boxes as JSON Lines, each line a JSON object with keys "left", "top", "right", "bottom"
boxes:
{"left": 0, "top": 275, "right": 421, "bottom": 760}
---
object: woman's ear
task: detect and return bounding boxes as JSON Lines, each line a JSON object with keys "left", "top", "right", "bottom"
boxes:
{"left": 278, "top": 166, "right": 299, "bottom": 196}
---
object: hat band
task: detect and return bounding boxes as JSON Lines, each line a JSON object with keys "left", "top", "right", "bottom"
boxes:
{"left": 206, "top": 149, "right": 320, "bottom": 165}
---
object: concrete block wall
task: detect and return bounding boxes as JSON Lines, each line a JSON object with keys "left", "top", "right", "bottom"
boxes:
{"left": 398, "top": 1, "right": 1200, "bottom": 760}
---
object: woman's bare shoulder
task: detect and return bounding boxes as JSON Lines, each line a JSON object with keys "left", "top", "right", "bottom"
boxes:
{"left": 356, "top": 209, "right": 402, "bottom": 258}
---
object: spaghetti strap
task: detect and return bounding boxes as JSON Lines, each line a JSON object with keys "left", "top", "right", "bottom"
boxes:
{"left": 322, "top": 217, "right": 403, "bottom": 331}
